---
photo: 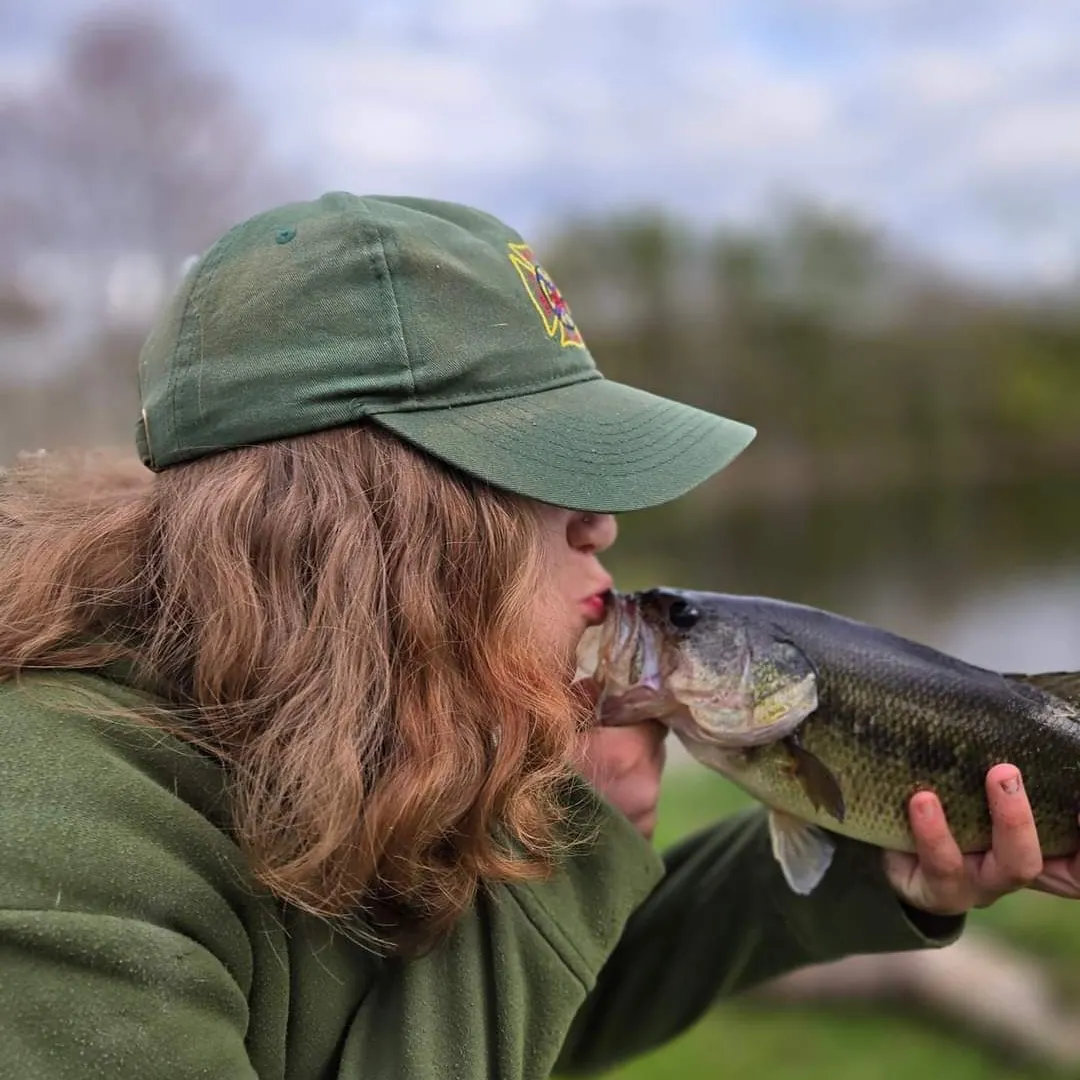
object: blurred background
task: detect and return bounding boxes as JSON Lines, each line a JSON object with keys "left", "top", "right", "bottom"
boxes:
{"left": 2, "top": 2, "right": 1080, "bottom": 1077}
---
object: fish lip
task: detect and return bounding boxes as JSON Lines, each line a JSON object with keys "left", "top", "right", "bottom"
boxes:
{"left": 574, "top": 591, "right": 638, "bottom": 684}
{"left": 637, "top": 611, "right": 665, "bottom": 691}
{"left": 575, "top": 590, "right": 674, "bottom": 705}
{"left": 611, "top": 593, "right": 641, "bottom": 653}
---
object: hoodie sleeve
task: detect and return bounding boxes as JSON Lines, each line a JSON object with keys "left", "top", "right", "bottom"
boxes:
{"left": 554, "top": 804, "right": 965, "bottom": 1076}
{"left": 0, "top": 675, "right": 272, "bottom": 1080}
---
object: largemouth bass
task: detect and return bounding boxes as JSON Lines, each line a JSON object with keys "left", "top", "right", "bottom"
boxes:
{"left": 575, "top": 587, "right": 1080, "bottom": 896}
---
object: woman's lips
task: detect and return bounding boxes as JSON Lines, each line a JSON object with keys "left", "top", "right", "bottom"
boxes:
{"left": 581, "top": 592, "right": 609, "bottom": 624}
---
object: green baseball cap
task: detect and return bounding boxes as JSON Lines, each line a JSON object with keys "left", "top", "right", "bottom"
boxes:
{"left": 135, "top": 191, "right": 756, "bottom": 512}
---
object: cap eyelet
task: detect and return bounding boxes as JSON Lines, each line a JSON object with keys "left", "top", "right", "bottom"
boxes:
{"left": 275, "top": 228, "right": 296, "bottom": 244}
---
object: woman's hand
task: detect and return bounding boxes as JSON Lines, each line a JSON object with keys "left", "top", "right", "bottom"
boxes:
{"left": 883, "top": 763, "right": 1080, "bottom": 914}
{"left": 574, "top": 719, "right": 668, "bottom": 842}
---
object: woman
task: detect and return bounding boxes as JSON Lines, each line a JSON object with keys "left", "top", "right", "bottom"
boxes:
{"left": 1, "top": 192, "right": 1077, "bottom": 1080}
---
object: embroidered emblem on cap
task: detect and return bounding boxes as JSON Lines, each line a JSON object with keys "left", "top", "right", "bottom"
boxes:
{"left": 507, "top": 242, "right": 585, "bottom": 349}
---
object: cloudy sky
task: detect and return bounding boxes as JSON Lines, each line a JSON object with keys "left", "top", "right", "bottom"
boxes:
{"left": 4, "top": 0, "right": 1080, "bottom": 288}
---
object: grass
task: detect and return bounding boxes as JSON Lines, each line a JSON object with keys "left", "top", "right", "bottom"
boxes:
{"left": 604, "top": 1004, "right": 1043, "bottom": 1080}
{"left": 594, "top": 769, "right": 1077, "bottom": 1080}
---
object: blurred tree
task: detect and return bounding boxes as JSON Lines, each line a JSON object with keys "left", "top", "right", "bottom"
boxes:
{"left": 0, "top": 284, "right": 48, "bottom": 334}
{"left": 543, "top": 200, "right": 1080, "bottom": 507}
{"left": 0, "top": 3, "right": 300, "bottom": 456}
{"left": 0, "top": 4, "right": 295, "bottom": 278}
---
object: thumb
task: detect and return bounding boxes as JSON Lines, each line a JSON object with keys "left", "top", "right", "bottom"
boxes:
{"left": 882, "top": 849, "right": 919, "bottom": 896}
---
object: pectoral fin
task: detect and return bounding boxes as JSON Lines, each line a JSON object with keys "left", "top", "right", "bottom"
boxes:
{"left": 783, "top": 735, "right": 846, "bottom": 824}
{"left": 768, "top": 810, "right": 836, "bottom": 895}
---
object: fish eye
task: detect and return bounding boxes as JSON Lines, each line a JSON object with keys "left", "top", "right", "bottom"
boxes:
{"left": 667, "top": 599, "right": 700, "bottom": 630}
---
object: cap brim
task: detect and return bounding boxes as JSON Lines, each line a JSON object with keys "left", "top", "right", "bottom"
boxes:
{"left": 370, "top": 377, "right": 756, "bottom": 513}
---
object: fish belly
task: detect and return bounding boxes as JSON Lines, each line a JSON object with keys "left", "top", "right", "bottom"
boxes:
{"left": 678, "top": 717, "right": 1080, "bottom": 857}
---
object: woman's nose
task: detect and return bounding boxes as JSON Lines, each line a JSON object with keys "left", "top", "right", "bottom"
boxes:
{"left": 571, "top": 512, "right": 617, "bottom": 554}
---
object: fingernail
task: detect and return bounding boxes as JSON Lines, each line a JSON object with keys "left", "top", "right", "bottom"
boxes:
{"left": 915, "top": 794, "right": 935, "bottom": 818}
{"left": 1001, "top": 772, "right": 1021, "bottom": 795}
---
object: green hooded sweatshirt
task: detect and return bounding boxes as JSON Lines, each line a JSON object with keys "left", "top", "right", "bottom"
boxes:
{"left": 0, "top": 670, "right": 963, "bottom": 1079}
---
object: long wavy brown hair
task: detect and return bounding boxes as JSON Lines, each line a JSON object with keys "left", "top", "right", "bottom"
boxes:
{"left": 0, "top": 425, "right": 590, "bottom": 953}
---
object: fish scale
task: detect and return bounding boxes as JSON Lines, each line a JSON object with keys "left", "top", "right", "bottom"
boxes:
{"left": 720, "top": 687, "right": 1080, "bottom": 856}
{"left": 749, "top": 594, "right": 1080, "bottom": 855}
{"left": 578, "top": 587, "right": 1080, "bottom": 894}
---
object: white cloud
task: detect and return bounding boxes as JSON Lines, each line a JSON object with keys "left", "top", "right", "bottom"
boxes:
{"left": 0, "top": 48, "right": 52, "bottom": 96}
{"left": 418, "top": 0, "right": 545, "bottom": 36}
{"left": 288, "top": 44, "right": 549, "bottom": 186}
{"left": 884, "top": 49, "right": 999, "bottom": 109}
{"left": 971, "top": 102, "right": 1080, "bottom": 173}
{"left": 15, "top": 0, "right": 1080, "bottom": 287}
{"left": 674, "top": 60, "right": 836, "bottom": 155}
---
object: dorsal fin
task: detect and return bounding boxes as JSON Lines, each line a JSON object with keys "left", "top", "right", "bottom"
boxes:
{"left": 1004, "top": 671, "right": 1080, "bottom": 707}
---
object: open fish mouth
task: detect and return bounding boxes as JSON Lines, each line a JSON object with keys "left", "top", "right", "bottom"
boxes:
{"left": 575, "top": 592, "right": 677, "bottom": 724}
{"left": 576, "top": 589, "right": 819, "bottom": 747}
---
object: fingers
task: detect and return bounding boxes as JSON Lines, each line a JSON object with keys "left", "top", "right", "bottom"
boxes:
{"left": 587, "top": 721, "right": 666, "bottom": 770}
{"left": 977, "top": 764, "right": 1044, "bottom": 895}
{"left": 894, "top": 765, "right": 1046, "bottom": 916}
{"left": 881, "top": 848, "right": 919, "bottom": 895}
{"left": 906, "top": 789, "right": 968, "bottom": 912}
{"left": 574, "top": 721, "right": 668, "bottom": 840}
{"left": 1030, "top": 861, "right": 1080, "bottom": 898}
{"left": 1031, "top": 814, "right": 1080, "bottom": 899}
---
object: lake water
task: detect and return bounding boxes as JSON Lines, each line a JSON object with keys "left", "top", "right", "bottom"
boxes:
{"left": 608, "top": 480, "right": 1080, "bottom": 682}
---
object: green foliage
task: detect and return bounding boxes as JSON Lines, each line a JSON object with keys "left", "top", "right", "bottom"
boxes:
{"left": 597, "top": 770, "right": 1074, "bottom": 1080}
{"left": 541, "top": 202, "right": 1080, "bottom": 507}
{"left": 5, "top": 199, "right": 1080, "bottom": 486}
{"left": 605, "top": 1001, "right": 1052, "bottom": 1080}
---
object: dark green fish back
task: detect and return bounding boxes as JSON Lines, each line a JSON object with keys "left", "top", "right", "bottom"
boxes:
{"left": 681, "top": 593, "right": 1080, "bottom": 855}
{"left": 1004, "top": 672, "right": 1080, "bottom": 708}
